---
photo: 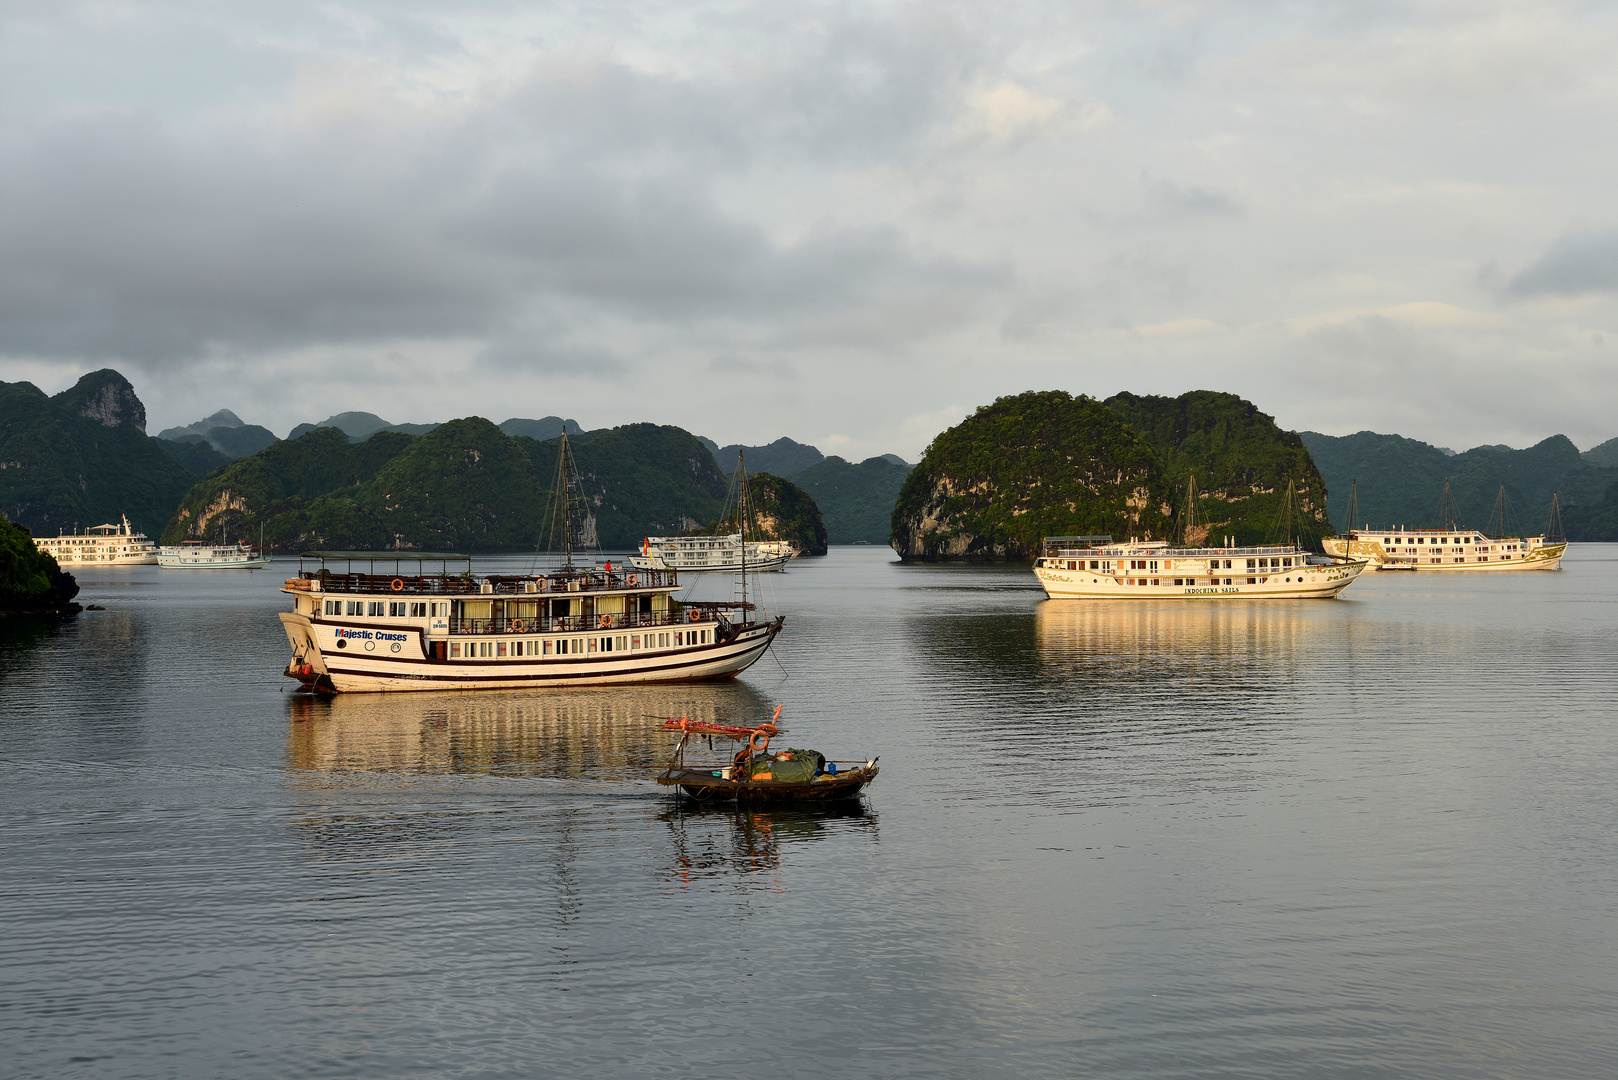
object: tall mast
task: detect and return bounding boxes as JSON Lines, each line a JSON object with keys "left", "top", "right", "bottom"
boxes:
{"left": 543, "top": 430, "right": 578, "bottom": 572}
{"left": 736, "top": 450, "right": 748, "bottom": 613}
{"left": 1346, "top": 479, "right": 1358, "bottom": 535}
{"left": 1183, "top": 475, "right": 1197, "bottom": 546}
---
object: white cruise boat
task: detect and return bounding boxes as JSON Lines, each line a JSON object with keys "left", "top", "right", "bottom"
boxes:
{"left": 631, "top": 533, "right": 792, "bottom": 573}
{"left": 32, "top": 515, "right": 158, "bottom": 565}
{"left": 1034, "top": 536, "right": 1366, "bottom": 599}
{"left": 1322, "top": 528, "right": 1564, "bottom": 571}
{"left": 1321, "top": 483, "right": 1566, "bottom": 571}
{"left": 157, "top": 540, "right": 269, "bottom": 569}
{"left": 278, "top": 554, "right": 781, "bottom": 693}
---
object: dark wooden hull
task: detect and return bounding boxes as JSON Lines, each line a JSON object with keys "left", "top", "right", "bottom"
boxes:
{"left": 659, "top": 766, "right": 877, "bottom": 803}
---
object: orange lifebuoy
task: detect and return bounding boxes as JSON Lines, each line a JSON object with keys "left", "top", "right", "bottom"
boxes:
{"left": 511, "top": 619, "right": 525, "bottom": 633}
{"left": 537, "top": 578, "right": 549, "bottom": 591}
{"left": 599, "top": 615, "right": 612, "bottom": 629}
{"left": 627, "top": 573, "right": 637, "bottom": 587}
{"left": 688, "top": 609, "right": 701, "bottom": 623}
{"left": 749, "top": 729, "right": 771, "bottom": 752}
{"left": 391, "top": 578, "right": 404, "bottom": 592}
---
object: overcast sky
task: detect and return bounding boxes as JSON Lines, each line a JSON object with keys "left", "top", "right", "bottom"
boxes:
{"left": 3, "top": 1, "right": 1616, "bottom": 460}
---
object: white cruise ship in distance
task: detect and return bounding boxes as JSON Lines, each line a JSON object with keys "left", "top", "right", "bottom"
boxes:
{"left": 156, "top": 540, "right": 269, "bottom": 570}
{"left": 1034, "top": 535, "right": 1366, "bottom": 599}
{"left": 631, "top": 533, "right": 792, "bottom": 573}
{"left": 1322, "top": 527, "right": 1565, "bottom": 571}
{"left": 32, "top": 515, "right": 158, "bottom": 565}
{"left": 278, "top": 553, "right": 782, "bottom": 693}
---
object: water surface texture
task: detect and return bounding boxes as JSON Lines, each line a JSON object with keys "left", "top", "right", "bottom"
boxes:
{"left": 3, "top": 547, "right": 1616, "bottom": 1078}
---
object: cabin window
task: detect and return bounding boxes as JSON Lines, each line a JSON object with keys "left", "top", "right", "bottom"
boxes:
{"left": 1089, "top": 560, "right": 1099, "bottom": 570}
{"left": 325, "top": 600, "right": 339, "bottom": 615}
{"left": 632, "top": 635, "right": 641, "bottom": 650}
{"left": 496, "top": 642, "right": 507, "bottom": 657}
{"left": 558, "top": 639, "right": 568, "bottom": 655}
{"left": 602, "top": 637, "right": 612, "bottom": 653}
{"left": 575, "top": 639, "right": 584, "bottom": 654}
{"left": 544, "top": 641, "right": 554, "bottom": 656}
{"left": 675, "top": 631, "right": 684, "bottom": 646}
{"left": 450, "top": 643, "right": 461, "bottom": 658}
{"left": 346, "top": 601, "right": 361, "bottom": 616}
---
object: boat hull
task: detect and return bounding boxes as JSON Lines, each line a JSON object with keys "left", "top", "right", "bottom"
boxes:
{"left": 629, "top": 554, "right": 790, "bottom": 573}
{"left": 279, "top": 612, "right": 781, "bottom": 693}
{"left": 660, "top": 765, "right": 877, "bottom": 802}
{"left": 1035, "top": 560, "right": 1365, "bottom": 599}
{"left": 157, "top": 556, "right": 270, "bottom": 569}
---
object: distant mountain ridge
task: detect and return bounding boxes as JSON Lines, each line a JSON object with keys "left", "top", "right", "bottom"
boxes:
{"left": 0, "top": 370, "right": 196, "bottom": 537}
{"left": 1299, "top": 430, "right": 1618, "bottom": 539}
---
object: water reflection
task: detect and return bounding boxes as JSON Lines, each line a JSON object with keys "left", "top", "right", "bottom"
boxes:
{"left": 660, "top": 803, "right": 878, "bottom": 884}
{"left": 286, "top": 682, "right": 778, "bottom": 779}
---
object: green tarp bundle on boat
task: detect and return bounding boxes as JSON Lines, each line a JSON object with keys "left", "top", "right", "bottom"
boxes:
{"left": 747, "top": 749, "right": 822, "bottom": 783}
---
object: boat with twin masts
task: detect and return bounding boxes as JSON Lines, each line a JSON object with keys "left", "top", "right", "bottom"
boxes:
{"left": 276, "top": 432, "right": 784, "bottom": 693}
{"left": 32, "top": 515, "right": 158, "bottom": 565}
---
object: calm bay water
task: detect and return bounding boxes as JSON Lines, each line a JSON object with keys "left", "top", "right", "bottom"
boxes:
{"left": 3, "top": 546, "right": 1616, "bottom": 1078}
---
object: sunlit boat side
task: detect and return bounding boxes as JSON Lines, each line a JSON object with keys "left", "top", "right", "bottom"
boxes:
{"left": 1322, "top": 528, "right": 1565, "bottom": 572}
{"left": 630, "top": 532, "right": 791, "bottom": 573}
{"left": 32, "top": 515, "right": 158, "bottom": 565}
{"left": 278, "top": 553, "right": 783, "bottom": 694}
{"left": 1033, "top": 535, "right": 1366, "bottom": 599}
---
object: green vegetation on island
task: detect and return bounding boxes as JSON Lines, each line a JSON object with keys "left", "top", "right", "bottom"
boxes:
{"left": 0, "top": 514, "right": 79, "bottom": 613}
{"left": 793, "top": 456, "right": 912, "bottom": 544}
{"left": 0, "top": 371, "right": 198, "bottom": 539}
{"left": 890, "top": 389, "right": 1329, "bottom": 561}
{"left": 1106, "top": 390, "right": 1329, "bottom": 545}
{"left": 891, "top": 391, "right": 1169, "bottom": 561}
{"left": 164, "top": 420, "right": 738, "bottom": 552}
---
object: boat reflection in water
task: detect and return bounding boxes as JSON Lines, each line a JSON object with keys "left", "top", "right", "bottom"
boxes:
{"left": 659, "top": 802, "right": 877, "bottom": 886}
{"left": 285, "top": 682, "right": 780, "bottom": 781}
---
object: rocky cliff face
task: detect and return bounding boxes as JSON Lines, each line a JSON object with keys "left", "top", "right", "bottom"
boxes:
{"left": 890, "top": 391, "right": 1169, "bottom": 561}
{"left": 56, "top": 369, "right": 147, "bottom": 431}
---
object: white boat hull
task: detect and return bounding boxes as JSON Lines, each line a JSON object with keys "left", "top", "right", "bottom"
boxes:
{"left": 157, "top": 554, "right": 270, "bottom": 569}
{"left": 1035, "top": 560, "right": 1366, "bottom": 599}
{"left": 629, "top": 553, "right": 790, "bottom": 573}
{"left": 279, "top": 612, "right": 781, "bottom": 693}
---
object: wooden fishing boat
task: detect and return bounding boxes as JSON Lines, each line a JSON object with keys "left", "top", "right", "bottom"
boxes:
{"left": 656, "top": 707, "right": 878, "bottom": 803}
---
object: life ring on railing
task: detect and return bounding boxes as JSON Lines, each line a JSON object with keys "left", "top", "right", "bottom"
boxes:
{"left": 749, "top": 728, "right": 771, "bottom": 752}
{"left": 390, "top": 578, "right": 404, "bottom": 592}
{"left": 627, "top": 573, "right": 637, "bottom": 587}
{"left": 511, "top": 619, "right": 525, "bottom": 633}
{"left": 599, "top": 615, "right": 613, "bottom": 629}
{"left": 688, "top": 609, "right": 702, "bottom": 623}
{"left": 537, "top": 578, "right": 549, "bottom": 591}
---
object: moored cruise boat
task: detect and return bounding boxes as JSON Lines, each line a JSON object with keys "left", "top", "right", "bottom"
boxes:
{"left": 32, "top": 515, "right": 159, "bottom": 565}
{"left": 278, "top": 554, "right": 783, "bottom": 693}
{"left": 1322, "top": 527, "right": 1565, "bottom": 571}
{"left": 1034, "top": 535, "right": 1366, "bottom": 599}
{"left": 156, "top": 540, "right": 269, "bottom": 569}
{"left": 630, "top": 533, "right": 792, "bottom": 573}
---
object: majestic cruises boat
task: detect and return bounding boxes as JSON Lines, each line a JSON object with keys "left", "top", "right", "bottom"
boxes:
{"left": 32, "top": 515, "right": 158, "bottom": 565}
{"left": 1321, "top": 483, "right": 1567, "bottom": 572}
{"left": 630, "top": 533, "right": 792, "bottom": 574}
{"left": 1034, "top": 535, "right": 1366, "bottom": 599}
{"left": 276, "top": 433, "right": 784, "bottom": 693}
{"left": 156, "top": 540, "right": 269, "bottom": 570}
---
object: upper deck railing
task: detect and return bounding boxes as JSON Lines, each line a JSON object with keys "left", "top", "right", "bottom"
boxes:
{"left": 1042, "top": 538, "right": 1308, "bottom": 559}
{"left": 289, "top": 556, "right": 677, "bottom": 595}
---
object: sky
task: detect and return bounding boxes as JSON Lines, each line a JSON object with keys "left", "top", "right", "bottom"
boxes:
{"left": 3, "top": 1, "right": 1617, "bottom": 462}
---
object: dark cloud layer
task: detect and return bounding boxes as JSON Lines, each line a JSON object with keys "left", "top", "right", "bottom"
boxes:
{"left": 0, "top": 10, "right": 986, "bottom": 364}
{"left": 1511, "top": 228, "right": 1618, "bottom": 296}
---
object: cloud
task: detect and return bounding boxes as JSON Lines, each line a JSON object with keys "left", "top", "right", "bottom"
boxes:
{"left": 1510, "top": 228, "right": 1618, "bottom": 296}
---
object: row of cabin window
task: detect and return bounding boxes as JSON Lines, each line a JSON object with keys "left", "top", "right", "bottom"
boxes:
{"left": 1099, "top": 557, "right": 1292, "bottom": 572}
{"left": 449, "top": 629, "right": 709, "bottom": 658}
{"left": 323, "top": 600, "right": 448, "bottom": 617}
